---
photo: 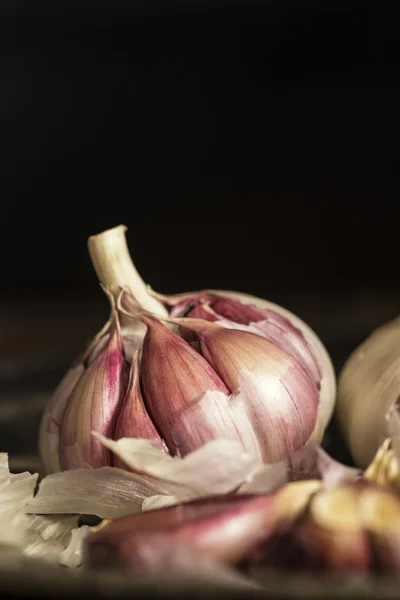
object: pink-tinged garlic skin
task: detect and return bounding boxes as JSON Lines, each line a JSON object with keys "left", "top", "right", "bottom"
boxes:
{"left": 83, "top": 493, "right": 280, "bottom": 572}
{"left": 162, "top": 289, "right": 336, "bottom": 445}
{"left": 139, "top": 315, "right": 229, "bottom": 454}
{"left": 178, "top": 294, "right": 321, "bottom": 390}
{"left": 85, "top": 482, "right": 400, "bottom": 575}
{"left": 170, "top": 389, "right": 263, "bottom": 459}
{"left": 173, "top": 319, "right": 319, "bottom": 462}
{"left": 59, "top": 325, "right": 128, "bottom": 469}
{"left": 113, "top": 354, "right": 166, "bottom": 468}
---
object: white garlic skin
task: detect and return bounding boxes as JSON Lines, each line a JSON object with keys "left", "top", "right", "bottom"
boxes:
{"left": 170, "top": 288, "right": 337, "bottom": 447}
{"left": 338, "top": 317, "right": 400, "bottom": 468}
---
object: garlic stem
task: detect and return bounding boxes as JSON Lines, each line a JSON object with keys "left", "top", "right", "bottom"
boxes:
{"left": 87, "top": 225, "right": 167, "bottom": 317}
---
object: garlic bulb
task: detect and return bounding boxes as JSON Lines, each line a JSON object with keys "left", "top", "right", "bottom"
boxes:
{"left": 39, "top": 225, "right": 336, "bottom": 472}
{"left": 337, "top": 316, "right": 400, "bottom": 468}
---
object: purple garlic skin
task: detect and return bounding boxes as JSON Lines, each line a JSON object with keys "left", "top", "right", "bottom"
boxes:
{"left": 113, "top": 353, "right": 167, "bottom": 468}
{"left": 165, "top": 317, "right": 319, "bottom": 461}
{"left": 173, "top": 293, "right": 321, "bottom": 389}
{"left": 165, "top": 289, "right": 336, "bottom": 445}
{"left": 83, "top": 493, "right": 282, "bottom": 572}
{"left": 84, "top": 481, "right": 400, "bottom": 576}
{"left": 139, "top": 315, "right": 229, "bottom": 455}
{"left": 59, "top": 323, "right": 128, "bottom": 469}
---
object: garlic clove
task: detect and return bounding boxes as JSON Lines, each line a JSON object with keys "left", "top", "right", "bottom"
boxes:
{"left": 169, "top": 318, "right": 319, "bottom": 461}
{"left": 138, "top": 314, "right": 229, "bottom": 454}
{"left": 83, "top": 484, "right": 318, "bottom": 572}
{"left": 170, "top": 389, "right": 263, "bottom": 459}
{"left": 59, "top": 321, "right": 128, "bottom": 469}
{"left": 182, "top": 295, "right": 322, "bottom": 389}
{"left": 234, "top": 370, "right": 318, "bottom": 461}
{"left": 113, "top": 353, "right": 166, "bottom": 468}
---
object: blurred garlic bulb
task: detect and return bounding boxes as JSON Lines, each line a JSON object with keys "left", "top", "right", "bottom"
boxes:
{"left": 337, "top": 317, "right": 400, "bottom": 468}
{"left": 84, "top": 479, "right": 400, "bottom": 575}
{"left": 39, "top": 225, "right": 336, "bottom": 472}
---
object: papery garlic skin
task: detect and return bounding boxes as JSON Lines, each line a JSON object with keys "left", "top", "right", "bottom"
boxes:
{"left": 165, "top": 317, "right": 319, "bottom": 462}
{"left": 172, "top": 293, "right": 322, "bottom": 387}
{"left": 337, "top": 317, "right": 400, "bottom": 468}
{"left": 59, "top": 323, "right": 128, "bottom": 469}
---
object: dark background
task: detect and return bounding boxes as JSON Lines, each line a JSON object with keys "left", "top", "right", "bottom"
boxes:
{"left": 1, "top": 0, "right": 400, "bottom": 458}
{"left": 2, "top": 0, "right": 400, "bottom": 298}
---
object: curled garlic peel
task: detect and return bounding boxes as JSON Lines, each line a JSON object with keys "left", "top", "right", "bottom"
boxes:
{"left": 39, "top": 225, "right": 336, "bottom": 472}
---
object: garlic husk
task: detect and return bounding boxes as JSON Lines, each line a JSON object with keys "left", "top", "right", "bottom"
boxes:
{"left": 0, "top": 453, "right": 86, "bottom": 568}
{"left": 337, "top": 316, "right": 400, "bottom": 468}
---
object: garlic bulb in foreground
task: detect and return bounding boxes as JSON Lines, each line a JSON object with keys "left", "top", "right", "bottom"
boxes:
{"left": 84, "top": 480, "right": 400, "bottom": 575}
{"left": 337, "top": 316, "right": 400, "bottom": 468}
{"left": 39, "top": 225, "right": 336, "bottom": 472}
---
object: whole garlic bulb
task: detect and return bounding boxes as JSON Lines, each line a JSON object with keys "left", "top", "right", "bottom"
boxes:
{"left": 338, "top": 317, "right": 400, "bottom": 468}
{"left": 39, "top": 225, "right": 336, "bottom": 472}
